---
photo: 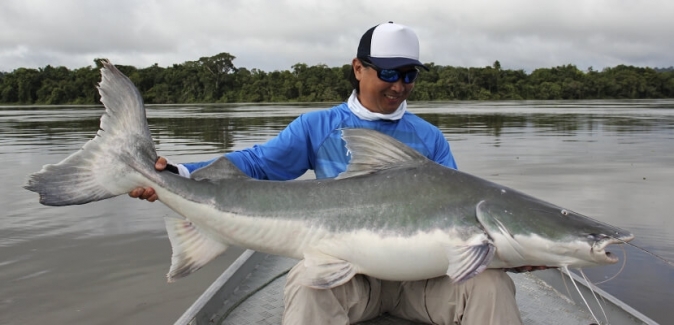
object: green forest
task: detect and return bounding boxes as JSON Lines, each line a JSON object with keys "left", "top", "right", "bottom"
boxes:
{"left": 1, "top": 52, "right": 673, "bottom": 105}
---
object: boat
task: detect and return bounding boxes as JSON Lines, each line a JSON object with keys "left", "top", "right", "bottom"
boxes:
{"left": 174, "top": 250, "right": 658, "bottom": 325}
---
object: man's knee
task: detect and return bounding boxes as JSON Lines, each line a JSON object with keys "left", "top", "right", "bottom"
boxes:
{"left": 466, "top": 269, "right": 516, "bottom": 298}
{"left": 458, "top": 270, "right": 522, "bottom": 325}
{"left": 478, "top": 269, "right": 515, "bottom": 287}
{"left": 283, "top": 262, "right": 381, "bottom": 324}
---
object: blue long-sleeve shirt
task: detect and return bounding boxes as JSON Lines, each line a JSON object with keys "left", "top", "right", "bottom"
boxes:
{"left": 181, "top": 102, "right": 457, "bottom": 180}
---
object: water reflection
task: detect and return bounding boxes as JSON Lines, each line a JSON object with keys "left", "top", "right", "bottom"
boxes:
{"left": 3, "top": 101, "right": 672, "bottom": 154}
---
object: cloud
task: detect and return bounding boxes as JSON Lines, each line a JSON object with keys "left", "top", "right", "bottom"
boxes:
{"left": 1, "top": 0, "right": 672, "bottom": 73}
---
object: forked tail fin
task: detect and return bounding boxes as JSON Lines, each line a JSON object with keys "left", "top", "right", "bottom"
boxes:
{"left": 24, "top": 60, "right": 157, "bottom": 206}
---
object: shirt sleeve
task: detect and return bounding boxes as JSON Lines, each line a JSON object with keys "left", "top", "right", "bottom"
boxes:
{"left": 432, "top": 130, "right": 458, "bottom": 169}
{"left": 181, "top": 116, "right": 312, "bottom": 180}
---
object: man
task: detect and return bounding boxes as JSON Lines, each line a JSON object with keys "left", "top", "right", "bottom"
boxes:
{"left": 131, "top": 22, "right": 525, "bottom": 324}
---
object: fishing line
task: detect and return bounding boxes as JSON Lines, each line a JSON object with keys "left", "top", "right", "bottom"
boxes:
{"left": 579, "top": 268, "right": 609, "bottom": 324}
{"left": 563, "top": 265, "right": 602, "bottom": 325}
{"left": 594, "top": 245, "right": 627, "bottom": 285}
{"left": 619, "top": 238, "right": 674, "bottom": 268}
{"left": 558, "top": 267, "right": 572, "bottom": 303}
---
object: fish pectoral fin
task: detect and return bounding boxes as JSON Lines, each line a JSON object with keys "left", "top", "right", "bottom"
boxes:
{"left": 164, "top": 216, "right": 229, "bottom": 282}
{"left": 475, "top": 200, "right": 528, "bottom": 263}
{"left": 301, "top": 251, "right": 356, "bottom": 289}
{"left": 444, "top": 240, "right": 496, "bottom": 283}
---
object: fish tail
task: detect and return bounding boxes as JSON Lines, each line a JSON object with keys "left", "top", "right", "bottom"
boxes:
{"left": 24, "top": 60, "right": 157, "bottom": 206}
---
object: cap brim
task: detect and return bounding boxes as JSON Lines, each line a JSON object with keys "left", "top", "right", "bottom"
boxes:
{"left": 369, "top": 57, "right": 429, "bottom": 71}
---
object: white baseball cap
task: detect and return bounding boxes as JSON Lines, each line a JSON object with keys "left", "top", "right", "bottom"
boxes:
{"left": 357, "top": 22, "right": 428, "bottom": 70}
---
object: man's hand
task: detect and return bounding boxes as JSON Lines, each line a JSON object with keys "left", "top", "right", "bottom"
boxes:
{"left": 128, "top": 157, "right": 168, "bottom": 202}
{"left": 505, "top": 266, "right": 553, "bottom": 273}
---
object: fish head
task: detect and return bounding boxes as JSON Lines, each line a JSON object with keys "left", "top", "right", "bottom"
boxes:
{"left": 475, "top": 196, "right": 634, "bottom": 269}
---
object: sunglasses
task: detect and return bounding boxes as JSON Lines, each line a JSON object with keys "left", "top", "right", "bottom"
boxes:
{"left": 360, "top": 60, "right": 419, "bottom": 84}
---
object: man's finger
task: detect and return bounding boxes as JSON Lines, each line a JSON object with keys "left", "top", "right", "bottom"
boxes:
{"left": 129, "top": 188, "right": 142, "bottom": 198}
{"left": 155, "top": 157, "right": 167, "bottom": 170}
{"left": 141, "top": 188, "right": 156, "bottom": 199}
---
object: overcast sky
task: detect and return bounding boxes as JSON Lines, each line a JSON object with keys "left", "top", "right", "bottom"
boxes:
{"left": 1, "top": 0, "right": 672, "bottom": 73}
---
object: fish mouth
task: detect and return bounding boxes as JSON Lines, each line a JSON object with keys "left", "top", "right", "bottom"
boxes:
{"left": 592, "top": 233, "right": 634, "bottom": 264}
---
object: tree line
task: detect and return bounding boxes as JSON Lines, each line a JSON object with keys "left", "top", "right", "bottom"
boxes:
{"left": 1, "top": 52, "right": 673, "bottom": 105}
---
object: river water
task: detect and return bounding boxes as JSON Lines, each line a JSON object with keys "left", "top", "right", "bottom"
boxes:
{"left": 1, "top": 100, "right": 672, "bottom": 324}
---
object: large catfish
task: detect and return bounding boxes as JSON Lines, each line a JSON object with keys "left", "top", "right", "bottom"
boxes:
{"left": 25, "top": 61, "right": 633, "bottom": 289}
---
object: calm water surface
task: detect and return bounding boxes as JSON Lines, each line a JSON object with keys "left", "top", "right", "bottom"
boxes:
{"left": 1, "top": 100, "right": 672, "bottom": 324}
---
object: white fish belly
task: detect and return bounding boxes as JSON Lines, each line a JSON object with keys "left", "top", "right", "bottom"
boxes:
{"left": 316, "top": 229, "right": 456, "bottom": 281}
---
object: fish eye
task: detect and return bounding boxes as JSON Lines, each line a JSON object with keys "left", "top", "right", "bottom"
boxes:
{"left": 560, "top": 209, "right": 569, "bottom": 216}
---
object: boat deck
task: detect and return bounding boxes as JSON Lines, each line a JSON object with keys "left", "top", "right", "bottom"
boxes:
{"left": 178, "top": 251, "right": 655, "bottom": 325}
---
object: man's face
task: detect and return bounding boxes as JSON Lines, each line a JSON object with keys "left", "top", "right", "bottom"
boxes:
{"left": 353, "top": 58, "right": 416, "bottom": 114}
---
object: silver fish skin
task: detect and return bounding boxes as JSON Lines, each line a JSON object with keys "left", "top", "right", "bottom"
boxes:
{"left": 25, "top": 61, "right": 634, "bottom": 289}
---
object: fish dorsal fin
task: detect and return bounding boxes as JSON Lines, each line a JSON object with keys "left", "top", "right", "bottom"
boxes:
{"left": 336, "top": 128, "right": 430, "bottom": 180}
{"left": 190, "top": 156, "right": 250, "bottom": 182}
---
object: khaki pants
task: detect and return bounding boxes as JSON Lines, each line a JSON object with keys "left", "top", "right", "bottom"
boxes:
{"left": 283, "top": 261, "right": 522, "bottom": 325}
